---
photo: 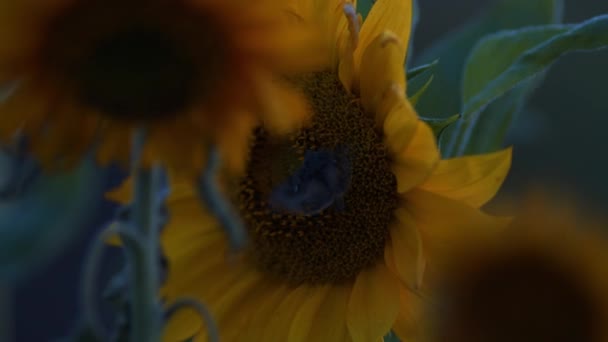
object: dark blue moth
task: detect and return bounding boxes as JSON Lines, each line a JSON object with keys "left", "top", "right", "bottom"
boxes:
{"left": 268, "top": 146, "right": 352, "bottom": 215}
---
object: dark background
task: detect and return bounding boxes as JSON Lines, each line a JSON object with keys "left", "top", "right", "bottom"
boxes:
{"left": 12, "top": 0, "right": 608, "bottom": 340}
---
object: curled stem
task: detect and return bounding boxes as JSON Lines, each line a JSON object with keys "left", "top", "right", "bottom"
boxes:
{"left": 81, "top": 224, "right": 141, "bottom": 342}
{"left": 165, "top": 297, "right": 219, "bottom": 342}
{"left": 198, "top": 146, "right": 247, "bottom": 250}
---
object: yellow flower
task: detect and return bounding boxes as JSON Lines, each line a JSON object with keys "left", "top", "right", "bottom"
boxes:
{"left": 421, "top": 198, "right": 608, "bottom": 342}
{"left": 109, "top": 0, "right": 512, "bottom": 340}
{"left": 0, "top": 0, "right": 327, "bottom": 175}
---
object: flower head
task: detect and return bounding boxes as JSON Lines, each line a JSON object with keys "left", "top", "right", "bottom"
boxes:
{"left": 0, "top": 0, "right": 327, "bottom": 174}
{"left": 109, "top": 0, "right": 513, "bottom": 340}
{"left": 423, "top": 198, "right": 608, "bottom": 342}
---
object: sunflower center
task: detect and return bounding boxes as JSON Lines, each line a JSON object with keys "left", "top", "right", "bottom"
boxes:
{"left": 436, "top": 252, "right": 602, "bottom": 342}
{"left": 74, "top": 28, "right": 199, "bottom": 120}
{"left": 43, "top": 1, "right": 224, "bottom": 120}
{"left": 239, "top": 71, "right": 397, "bottom": 285}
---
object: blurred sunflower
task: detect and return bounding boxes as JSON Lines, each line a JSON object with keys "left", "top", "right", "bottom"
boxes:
{"left": 423, "top": 199, "right": 608, "bottom": 342}
{"left": 0, "top": 0, "right": 327, "bottom": 175}
{"left": 109, "top": 0, "right": 512, "bottom": 340}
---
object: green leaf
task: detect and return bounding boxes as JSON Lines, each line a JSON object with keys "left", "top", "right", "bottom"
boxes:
{"left": 413, "top": 0, "right": 563, "bottom": 120}
{"left": 406, "top": 59, "right": 438, "bottom": 80}
{"left": 0, "top": 155, "right": 105, "bottom": 281}
{"left": 421, "top": 113, "right": 460, "bottom": 139}
{"left": 462, "top": 26, "right": 571, "bottom": 102}
{"left": 407, "top": 60, "right": 438, "bottom": 106}
{"left": 464, "top": 16, "right": 608, "bottom": 118}
{"left": 442, "top": 25, "right": 569, "bottom": 156}
{"left": 448, "top": 14, "right": 608, "bottom": 155}
{"left": 409, "top": 74, "right": 434, "bottom": 107}
{"left": 357, "top": 0, "right": 374, "bottom": 20}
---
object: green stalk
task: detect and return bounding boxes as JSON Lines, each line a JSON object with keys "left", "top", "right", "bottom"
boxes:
{"left": 127, "top": 130, "right": 163, "bottom": 342}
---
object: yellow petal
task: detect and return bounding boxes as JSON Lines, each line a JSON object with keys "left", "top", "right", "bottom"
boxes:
{"left": 181, "top": 266, "right": 252, "bottom": 342}
{"left": 211, "top": 270, "right": 262, "bottom": 308}
{"left": 215, "top": 110, "right": 257, "bottom": 174}
{"left": 167, "top": 179, "right": 199, "bottom": 202}
{"left": 218, "top": 280, "right": 274, "bottom": 342}
{"left": 241, "top": 284, "right": 292, "bottom": 340}
{"left": 163, "top": 235, "right": 229, "bottom": 295}
{"left": 387, "top": 208, "right": 425, "bottom": 289}
{"left": 383, "top": 93, "right": 418, "bottom": 153}
{"left": 205, "top": 270, "right": 264, "bottom": 342}
{"left": 392, "top": 288, "right": 422, "bottom": 341}
{"left": 354, "top": 0, "right": 413, "bottom": 75}
{"left": 163, "top": 200, "right": 220, "bottom": 245}
{"left": 185, "top": 261, "right": 250, "bottom": 304}
{"left": 105, "top": 177, "right": 133, "bottom": 204}
{"left": 404, "top": 189, "right": 511, "bottom": 256}
{"left": 374, "top": 82, "right": 406, "bottom": 128}
{"left": 163, "top": 265, "right": 239, "bottom": 334}
{"left": 105, "top": 173, "right": 200, "bottom": 206}
{"left": 263, "top": 286, "right": 315, "bottom": 341}
{"left": 419, "top": 147, "right": 512, "bottom": 208}
{"left": 288, "top": 285, "right": 332, "bottom": 342}
{"left": 0, "top": 1, "right": 52, "bottom": 69}
{"left": 288, "top": 0, "right": 348, "bottom": 67}
{"left": 165, "top": 267, "right": 256, "bottom": 342}
{"left": 146, "top": 122, "right": 207, "bottom": 178}
{"left": 347, "top": 263, "right": 400, "bottom": 342}
{"left": 391, "top": 120, "right": 440, "bottom": 193}
{"left": 338, "top": 47, "right": 356, "bottom": 94}
{"left": 241, "top": 24, "right": 331, "bottom": 73}
{"left": 359, "top": 31, "right": 406, "bottom": 114}
{"left": 163, "top": 303, "right": 203, "bottom": 342}
{"left": 308, "top": 284, "right": 352, "bottom": 342}
{"left": 161, "top": 202, "right": 227, "bottom": 288}
{"left": 253, "top": 71, "right": 311, "bottom": 134}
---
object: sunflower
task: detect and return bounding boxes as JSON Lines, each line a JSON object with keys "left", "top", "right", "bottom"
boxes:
{"left": 422, "top": 199, "right": 608, "bottom": 342}
{"left": 109, "top": 0, "right": 512, "bottom": 340}
{"left": 0, "top": 0, "right": 327, "bottom": 175}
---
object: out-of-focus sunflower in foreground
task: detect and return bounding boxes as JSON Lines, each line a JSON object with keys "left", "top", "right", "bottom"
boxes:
{"left": 109, "top": 0, "right": 512, "bottom": 340}
{"left": 0, "top": 0, "right": 327, "bottom": 175}
{"left": 422, "top": 198, "right": 608, "bottom": 342}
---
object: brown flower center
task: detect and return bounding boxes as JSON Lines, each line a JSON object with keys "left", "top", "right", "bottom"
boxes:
{"left": 41, "top": 0, "right": 225, "bottom": 120}
{"left": 435, "top": 251, "right": 603, "bottom": 342}
{"left": 239, "top": 71, "right": 398, "bottom": 285}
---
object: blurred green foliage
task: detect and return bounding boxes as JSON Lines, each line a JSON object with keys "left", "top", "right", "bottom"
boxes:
{"left": 448, "top": 15, "right": 608, "bottom": 155}
{"left": 413, "top": 0, "right": 563, "bottom": 119}
{"left": 0, "top": 156, "right": 105, "bottom": 282}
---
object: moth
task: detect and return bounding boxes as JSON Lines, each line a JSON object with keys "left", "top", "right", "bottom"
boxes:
{"left": 268, "top": 147, "right": 352, "bottom": 215}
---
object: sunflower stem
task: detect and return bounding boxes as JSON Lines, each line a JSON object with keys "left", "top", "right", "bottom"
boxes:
{"left": 126, "top": 130, "right": 163, "bottom": 342}
{"left": 198, "top": 146, "right": 247, "bottom": 250}
{"left": 81, "top": 226, "right": 118, "bottom": 341}
{"left": 0, "top": 283, "right": 13, "bottom": 342}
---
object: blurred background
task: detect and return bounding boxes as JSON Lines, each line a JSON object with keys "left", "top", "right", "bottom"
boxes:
{"left": 11, "top": 0, "right": 608, "bottom": 340}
